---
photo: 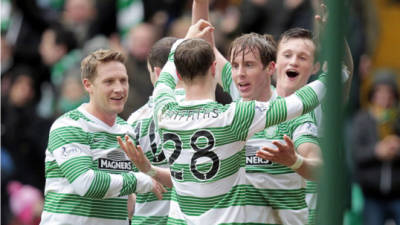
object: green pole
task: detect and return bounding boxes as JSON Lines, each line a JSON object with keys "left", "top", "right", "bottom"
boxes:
{"left": 317, "top": 0, "right": 349, "bottom": 224}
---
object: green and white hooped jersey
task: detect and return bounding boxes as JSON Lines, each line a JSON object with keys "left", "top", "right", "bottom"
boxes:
{"left": 245, "top": 100, "right": 319, "bottom": 225}
{"left": 40, "top": 104, "right": 154, "bottom": 225}
{"left": 152, "top": 39, "right": 327, "bottom": 225}
{"left": 221, "top": 62, "right": 320, "bottom": 224}
{"left": 127, "top": 90, "right": 185, "bottom": 225}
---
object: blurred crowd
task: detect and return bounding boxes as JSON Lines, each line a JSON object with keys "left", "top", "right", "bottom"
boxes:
{"left": 1, "top": 0, "right": 400, "bottom": 224}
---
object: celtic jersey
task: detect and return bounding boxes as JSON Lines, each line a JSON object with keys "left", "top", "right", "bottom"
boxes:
{"left": 221, "top": 62, "right": 320, "bottom": 224}
{"left": 40, "top": 104, "right": 154, "bottom": 225}
{"left": 127, "top": 90, "right": 185, "bottom": 225}
{"left": 153, "top": 39, "right": 327, "bottom": 225}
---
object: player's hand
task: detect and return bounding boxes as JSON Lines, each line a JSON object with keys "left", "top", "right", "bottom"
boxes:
{"left": 152, "top": 179, "right": 167, "bottom": 200}
{"left": 185, "top": 19, "right": 215, "bottom": 45}
{"left": 117, "top": 135, "right": 152, "bottom": 173}
{"left": 314, "top": 3, "right": 328, "bottom": 40}
{"left": 256, "top": 135, "right": 297, "bottom": 167}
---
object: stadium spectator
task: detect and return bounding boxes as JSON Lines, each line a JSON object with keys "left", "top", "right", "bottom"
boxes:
{"left": 352, "top": 69, "right": 400, "bottom": 225}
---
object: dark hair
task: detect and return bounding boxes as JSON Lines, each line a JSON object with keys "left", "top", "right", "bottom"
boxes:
{"left": 278, "top": 28, "right": 319, "bottom": 60}
{"left": 368, "top": 69, "right": 399, "bottom": 102}
{"left": 81, "top": 49, "right": 126, "bottom": 81}
{"left": 148, "top": 37, "right": 178, "bottom": 71}
{"left": 228, "top": 33, "right": 276, "bottom": 68}
{"left": 174, "top": 38, "right": 215, "bottom": 81}
{"left": 50, "top": 24, "right": 77, "bottom": 52}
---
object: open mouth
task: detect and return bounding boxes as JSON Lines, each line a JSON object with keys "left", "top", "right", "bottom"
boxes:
{"left": 111, "top": 96, "right": 124, "bottom": 101}
{"left": 286, "top": 70, "right": 299, "bottom": 78}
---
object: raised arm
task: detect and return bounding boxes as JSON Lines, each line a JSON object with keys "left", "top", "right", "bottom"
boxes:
{"left": 192, "top": 0, "right": 209, "bottom": 24}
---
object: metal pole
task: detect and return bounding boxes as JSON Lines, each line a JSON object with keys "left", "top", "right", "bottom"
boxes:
{"left": 317, "top": 0, "right": 349, "bottom": 224}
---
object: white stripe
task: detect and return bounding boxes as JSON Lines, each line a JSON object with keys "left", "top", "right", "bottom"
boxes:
{"left": 134, "top": 200, "right": 170, "bottom": 217}
{"left": 159, "top": 104, "right": 236, "bottom": 131}
{"left": 71, "top": 170, "right": 95, "bottom": 196}
{"left": 105, "top": 173, "right": 123, "bottom": 198}
{"left": 246, "top": 172, "right": 305, "bottom": 190}
{"left": 52, "top": 143, "right": 91, "bottom": 165}
{"left": 308, "top": 80, "right": 326, "bottom": 102}
{"left": 172, "top": 168, "right": 246, "bottom": 197}
{"left": 285, "top": 95, "right": 303, "bottom": 121}
{"left": 44, "top": 178, "right": 78, "bottom": 195}
{"left": 306, "top": 193, "right": 318, "bottom": 209}
{"left": 164, "top": 141, "right": 245, "bottom": 164}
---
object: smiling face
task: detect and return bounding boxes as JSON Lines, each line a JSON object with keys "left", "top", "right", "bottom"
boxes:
{"left": 84, "top": 61, "right": 129, "bottom": 117}
{"left": 276, "top": 38, "right": 319, "bottom": 96}
{"left": 230, "top": 48, "right": 273, "bottom": 101}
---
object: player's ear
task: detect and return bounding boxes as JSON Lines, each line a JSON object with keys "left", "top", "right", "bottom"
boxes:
{"left": 154, "top": 67, "right": 162, "bottom": 79}
{"left": 312, "top": 61, "right": 321, "bottom": 74}
{"left": 267, "top": 61, "right": 275, "bottom": 75}
{"left": 211, "top": 61, "right": 217, "bottom": 77}
{"left": 82, "top": 78, "right": 92, "bottom": 93}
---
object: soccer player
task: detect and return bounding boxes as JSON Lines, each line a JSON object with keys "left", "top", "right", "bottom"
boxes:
{"left": 192, "top": 1, "right": 322, "bottom": 224}
{"left": 40, "top": 49, "right": 166, "bottom": 225}
{"left": 119, "top": 20, "right": 328, "bottom": 224}
{"left": 127, "top": 36, "right": 184, "bottom": 225}
{"left": 257, "top": 25, "right": 353, "bottom": 224}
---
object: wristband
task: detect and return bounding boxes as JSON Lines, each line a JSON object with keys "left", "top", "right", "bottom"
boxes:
{"left": 145, "top": 166, "right": 157, "bottom": 177}
{"left": 289, "top": 154, "right": 304, "bottom": 170}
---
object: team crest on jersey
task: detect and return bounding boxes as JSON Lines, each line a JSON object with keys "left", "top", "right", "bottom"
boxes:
{"left": 255, "top": 102, "right": 270, "bottom": 112}
{"left": 264, "top": 125, "right": 277, "bottom": 138}
{"left": 61, "top": 147, "right": 81, "bottom": 158}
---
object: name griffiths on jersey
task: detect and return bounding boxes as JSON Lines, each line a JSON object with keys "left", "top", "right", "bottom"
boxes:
{"left": 98, "top": 158, "right": 132, "bottom": 171}
{"left": 162, "top": 108, "right": 221, "bottom": 121}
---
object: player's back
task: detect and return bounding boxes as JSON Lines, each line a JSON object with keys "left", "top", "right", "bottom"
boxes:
{"left": 158, "top": 99, "right": 258, "bottom": 224}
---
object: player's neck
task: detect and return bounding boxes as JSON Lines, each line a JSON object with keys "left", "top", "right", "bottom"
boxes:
{"left": 84, "top": 103, "right": 117, "bottom": 127}
{"left": 183, "top": 80, "right": 215, "bottom": 101}
{"left": 244, "top": 86, "right": 272, "bottom": 102}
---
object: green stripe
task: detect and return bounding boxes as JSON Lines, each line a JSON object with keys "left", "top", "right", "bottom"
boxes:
{"left": 245, "top": 164, "right": 294, "bottom": 174}
{"left": 221, "top": 62, "right": 233, "bottom": 94}
{"left": 45, "top": 161, "right": 64, "bottom": 178}
{"left": 60, "top": 156, "right": 92, "bottom": 183}
{"left": 295, "top": 86, "right": 319, "bottom": 115}
{"left": 120, "top": 173, "right": 137, "bottom": 196}
{"left": 167, "top": 217, "right": 187, "bottom": 225}
{"left": 306, "top": 181, "right": 318, "bottom": 193}
{"left": 171, "top": 185, "right": 306, "bottom": 216}
{"left": 307, "top": 209, "right": 317, "bottom": 225}
{"left": 232, "top": 101, "right": 255, "bottom": 140}
{"left": 132, "top": 215, "right": 168, "bottom": 225}
{"left": 44, "top": 192, "right": 128, "bottom": 220}
{"left": 156, "top": 72, "right": 176, "bottom": 89}
{"left": 265, "top": 99, "right": 287, "bottom": 128}
{"left": 294, "top": 135, "right": 319, "bottom": 149}
{"left": 48, "top": 126, "right": 128, "bottom": 153}
{"left": 84, "top": 171, "right": 111, "bottom": 198}
{"left": 136, "top": 188, "right": 173, "bottom": 203}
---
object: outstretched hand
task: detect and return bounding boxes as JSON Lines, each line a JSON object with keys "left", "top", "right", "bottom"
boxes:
{"left": 117, "top": 135, "right": 152, "bottom": 173}
{"left": 256, "top": 135, "right": 297, "bottom": 167}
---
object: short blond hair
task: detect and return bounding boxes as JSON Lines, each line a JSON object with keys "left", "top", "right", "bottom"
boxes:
{"left": 80, "top": 49, "right": 126, "bottom": 81}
